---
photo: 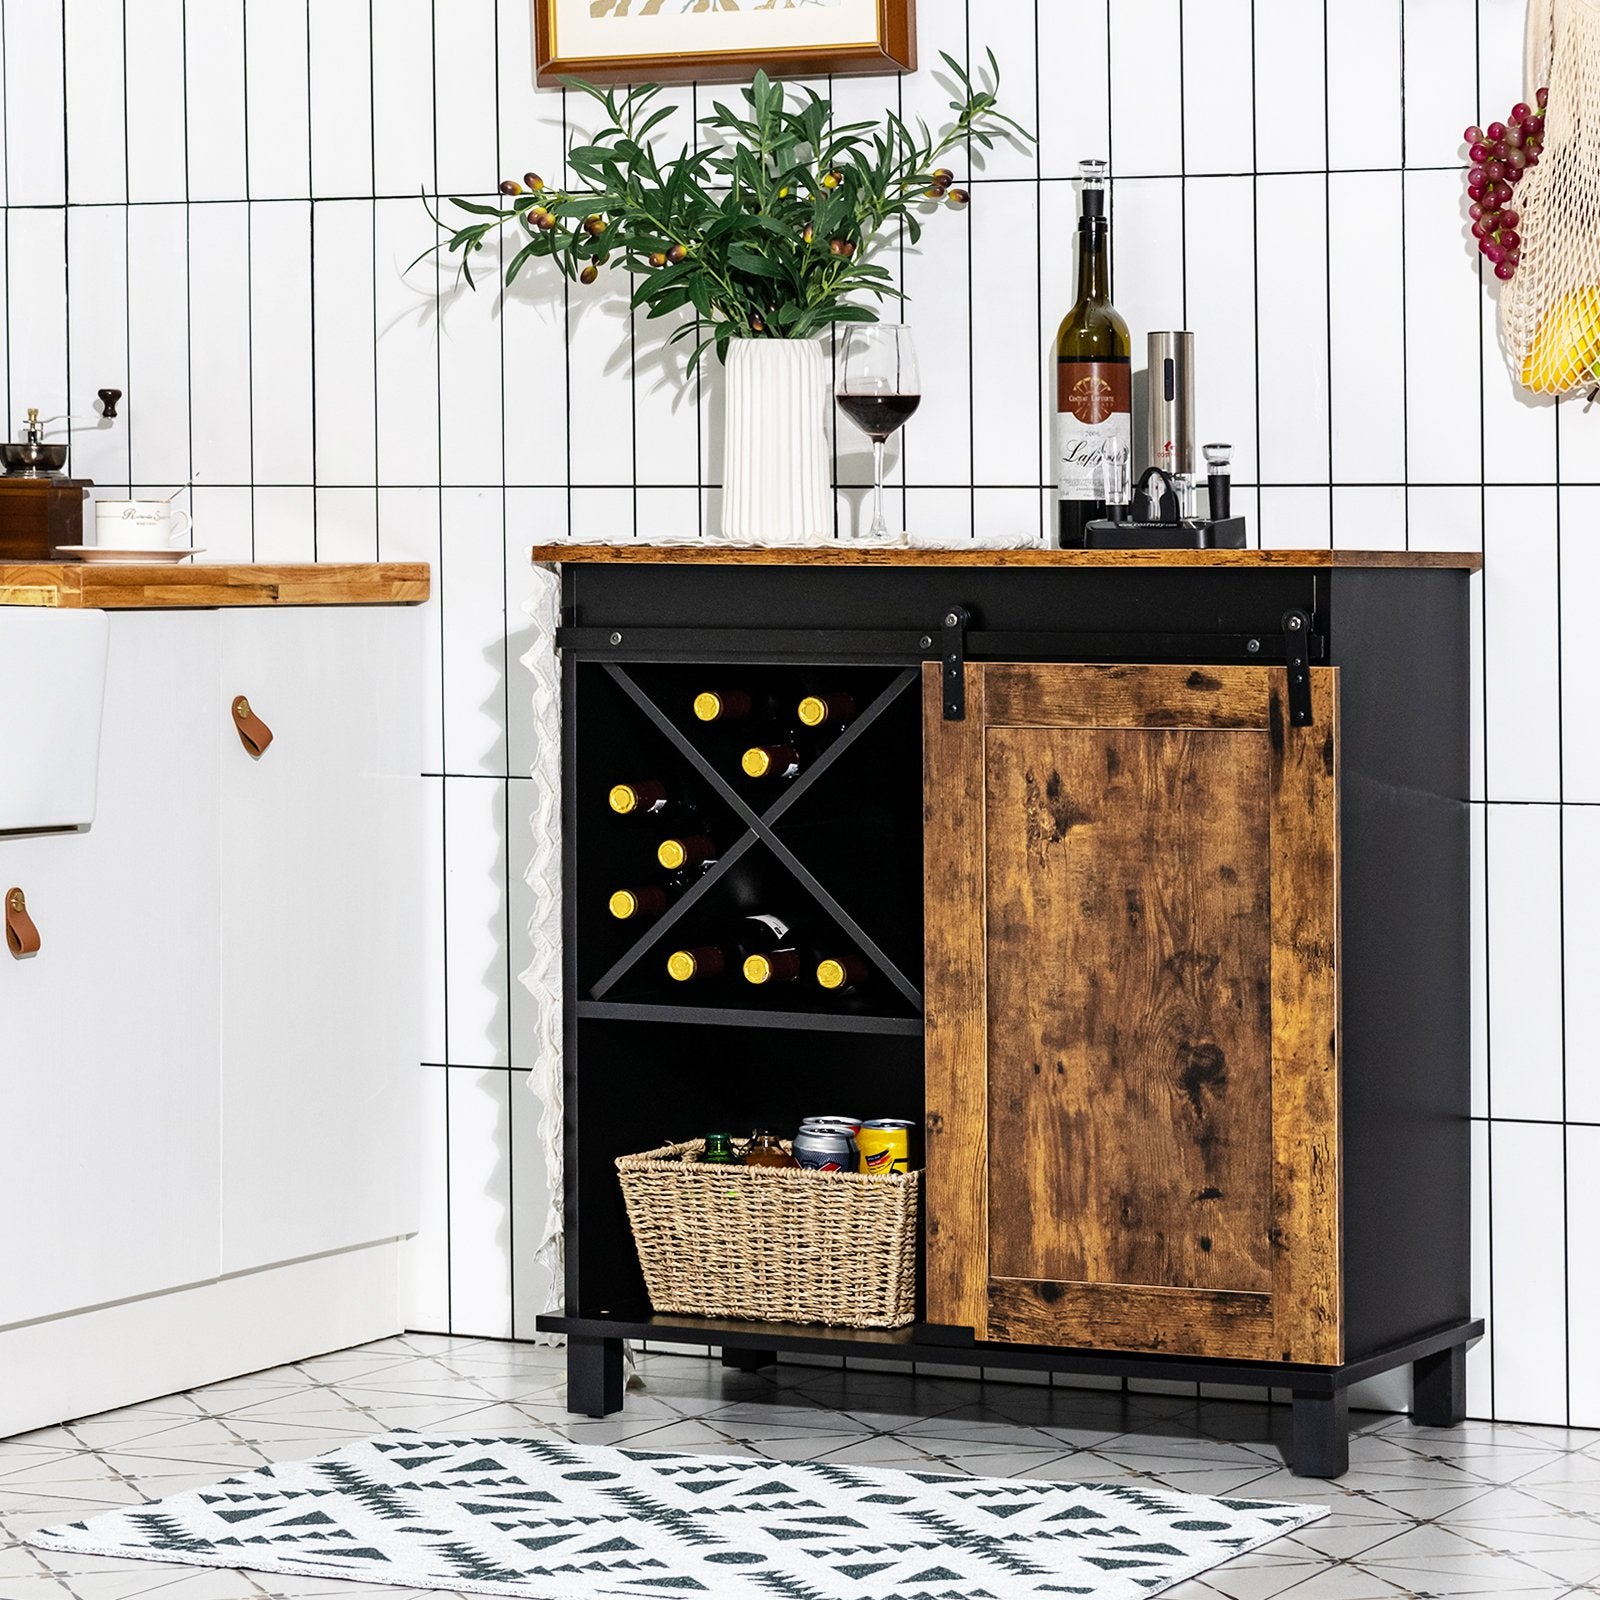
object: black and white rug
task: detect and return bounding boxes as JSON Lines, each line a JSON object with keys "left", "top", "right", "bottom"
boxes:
{"left": 33, "top": 1433, "right": 1324, "bottom": 1599}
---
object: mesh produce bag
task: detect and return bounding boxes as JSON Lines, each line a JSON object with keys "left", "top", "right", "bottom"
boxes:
{"left": 1502, "top": 0, "right": 1600, "bottom": 393}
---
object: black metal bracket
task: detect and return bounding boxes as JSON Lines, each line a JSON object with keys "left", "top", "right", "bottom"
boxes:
{"left": 1283, "top": 608, "right": 1313, "bottom": 727}
{"left": 942, "top": 605, "right": 970, "bottom": 720}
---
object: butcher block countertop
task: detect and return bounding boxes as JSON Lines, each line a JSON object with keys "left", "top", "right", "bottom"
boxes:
{"left": 528, "top": 543, "right": 1482, "bottom": 571}
{"left": 0, "top": 562, "right": 430, "bottom": 609}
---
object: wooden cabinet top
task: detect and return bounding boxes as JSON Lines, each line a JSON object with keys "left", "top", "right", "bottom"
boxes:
{"left": 0, "top": 562, "right": 430, "bottom": 609}
{"left": 528, "top": 543, "right": 1482, "bottom": 572}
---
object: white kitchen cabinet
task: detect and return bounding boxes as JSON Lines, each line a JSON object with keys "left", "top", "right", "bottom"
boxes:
{"left": 217, "top": 606, "right": 423, "bottom": 1273}
{"left": 0, "top": 614, "right": 221, "bottom": 1327}
{"left": 0, "top": 593, "right": 424, "bottom": 1437}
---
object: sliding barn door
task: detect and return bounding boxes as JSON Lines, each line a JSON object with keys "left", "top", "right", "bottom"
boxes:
{"left": 923, "top": 662, "right": 1341, "bottom": 1365}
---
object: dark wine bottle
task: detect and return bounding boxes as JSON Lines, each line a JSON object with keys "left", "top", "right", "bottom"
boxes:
{"left": 607, "top": 885, "right": 669, "bottom": 922}
{"left": 692, "top": 688, "right": 772, "bottom": 724}
{"left": 608, "top": 778, "right": 699, "bottom": 826}
{"left": 815, "top": 953, "right": 870, "bottom": 994}
{"left": 796, "top": 691, "right": 857, "bottom": 732}
{"left": 741, "top": 742, "right": 803, "bottom": 781}
{"left": 656, "top": 834, "right": 718, "bottom": 873}
{"left": 666, "top": 945, "right": 728, "bottom": 982}
{"left": 1056, "top": 159, "right": 1131, "bottom": 548}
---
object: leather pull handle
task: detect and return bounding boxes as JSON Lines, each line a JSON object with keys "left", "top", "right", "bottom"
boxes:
{"left": 232, "top": 694, "right": 274, "bottom": 758}
{"left": 6, "top": 888, "right": 40, "bottom": 958}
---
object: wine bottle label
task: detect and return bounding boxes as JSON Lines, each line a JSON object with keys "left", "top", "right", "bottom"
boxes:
{"left": 1056, "top": 360, "right": 1132, "bottom": 501}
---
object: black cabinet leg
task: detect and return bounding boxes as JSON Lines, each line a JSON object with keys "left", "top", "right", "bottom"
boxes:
{"left": 1412, "top": 1343, "right": 1468, "bottom": 1428}
{"left": 1290, "top": 1389, "right": 1350, "bottom": 1478}
{"left": 568, "top": 1335, "right": 624, "bottom": 1417}
{"left": 721, "top": 1347, "right": 777, "bottom": 1373}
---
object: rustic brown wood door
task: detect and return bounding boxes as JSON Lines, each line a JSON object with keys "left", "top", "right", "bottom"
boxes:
{"left": 923, "top": 662, "right": 1341, "bottom": 1365}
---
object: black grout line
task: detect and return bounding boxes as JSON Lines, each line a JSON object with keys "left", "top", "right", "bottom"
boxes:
{"left": 1248, "top": 0, "right": 1262, "bottom": 546}
{"left": 305, "top": 0, "right": 318, "bottom": 559}
{"left": 1472, "top": 0, "right": 1494, "bottom": 1424}
{"left": 1554, "top": 395, "right": 1569, "bottom": 1425}
{"left": 491, "top": 0, "right": 517, "bottom": 1338}
{"left": 1399, "top": 0, "right": 1410, "bottom": 547}
{"left": 964, "top": 5, "right": 974, "bottom": 543}
{"left": 1321, "top": 0, "right": 1333, "bottom": 544}
{"left": 241, "top": 0, "right": 257, "bottom": 558}
{"left": 120, "top": 0, "right": 131, "bottom": 494}
{"left": 0, "top": 161, "right": 1486, "bottom": 210}
{"left": 428, "top": 0, "right": 451, "bottom": 1337}
{"left": 57, "top": 0, "right": 71, "bottom": 478}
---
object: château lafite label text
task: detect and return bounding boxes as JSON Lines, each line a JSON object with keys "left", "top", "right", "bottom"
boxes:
{"left": 1056, "top": 360, "right": 1131, "bottom": 501}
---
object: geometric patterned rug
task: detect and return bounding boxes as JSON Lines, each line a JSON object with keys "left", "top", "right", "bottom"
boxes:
{"left": 29, "top": 1432, "right": 1325, "bottom": 1599}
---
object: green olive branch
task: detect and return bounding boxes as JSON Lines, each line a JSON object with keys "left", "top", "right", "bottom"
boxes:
{"left": 424, "top": 51, "right": 1032, "bottom": 374}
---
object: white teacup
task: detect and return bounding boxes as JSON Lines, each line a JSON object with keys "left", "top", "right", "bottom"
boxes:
{"left": 93, "top": 498, "right": 192, "bottom": 551}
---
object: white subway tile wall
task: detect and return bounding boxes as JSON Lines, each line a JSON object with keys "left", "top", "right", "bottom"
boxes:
{"left": 6, "top": 0, "right": 1592, "bottom": 1423}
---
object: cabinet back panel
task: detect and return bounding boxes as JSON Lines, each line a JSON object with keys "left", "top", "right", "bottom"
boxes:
{"left": 984, "top": 725, "right": 1275, "bottom": 1295}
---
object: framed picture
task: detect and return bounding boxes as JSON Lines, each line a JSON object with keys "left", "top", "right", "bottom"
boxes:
{"left": 534, "top": 0, "right": 916, "bottom": 86}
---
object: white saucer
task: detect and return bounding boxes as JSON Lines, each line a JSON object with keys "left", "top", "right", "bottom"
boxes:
{"left": 53, "top": 545, "right": 206, "bottom": 564}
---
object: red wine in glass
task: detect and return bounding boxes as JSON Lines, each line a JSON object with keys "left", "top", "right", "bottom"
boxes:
{"left": 836, "top": 393, "right": 922, "bottom": 442}
{"left": 837, "top": 324, "right": 920, "bottom": 540}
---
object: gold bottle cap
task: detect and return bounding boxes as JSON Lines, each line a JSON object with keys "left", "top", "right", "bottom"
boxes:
{"left": 608, "top": 783, "right": 638, "bottom": 814}
{"left": 658, "top": 838, "right": 688, "bottom": 870}
{"left": 609, "top": 890, "right": 638, "bottom": 919}
{"left": 797, "top": 695, "right": 828, "bottom": 728}
{"left": 741, "top": 746, "right": 771, "bottom": 778}
{"left": 693, "top": 691, "right": 723, "bottom": 722}
{"left": 667, "top": 949, "right": 697, "bottom": 981}
{"left": 816, "top": 958, "right": 846, "bottom": 990}
{"left": 743, "top": 953, "right": 773, "bottom": 984}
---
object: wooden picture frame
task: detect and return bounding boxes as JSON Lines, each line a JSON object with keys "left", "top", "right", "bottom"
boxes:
{"left": 534, "top": 0, "right": 915, "bottom": 86}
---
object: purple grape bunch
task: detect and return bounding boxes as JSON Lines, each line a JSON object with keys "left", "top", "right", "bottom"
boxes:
{"left": 1466, "top": 88, "right": 1549, "bottom": 283}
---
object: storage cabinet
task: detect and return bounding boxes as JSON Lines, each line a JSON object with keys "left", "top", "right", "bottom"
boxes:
{"left": 0, "top": 615, "right": 222, "bottom": 1329}
{"left": 535, "top": 544, "right": 1483, "bottom": 1478}
{"left": 218, "top": 606, "right": 422, "bottom": 1274}
{"left": 0, "top": 587, "right": 425, "bottom": 1437}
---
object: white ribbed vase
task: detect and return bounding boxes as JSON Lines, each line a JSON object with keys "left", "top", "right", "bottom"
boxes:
{"left": 720, "top": 338, "right": 831, "bottom": 544}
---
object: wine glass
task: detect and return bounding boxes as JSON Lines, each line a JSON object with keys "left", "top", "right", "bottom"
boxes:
{"left": 836, "top": 324, "right": 920, "bottom": 542}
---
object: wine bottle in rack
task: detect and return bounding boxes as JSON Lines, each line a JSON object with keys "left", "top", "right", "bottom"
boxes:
{"left": 693, "top": 688, "right": 778, "bottom": 724}
{"left": 656, "top": 834, "right": 718, "bottom": 874}
{"left": 815, "top": 953, "right": 870, "bottom": 994}
{"left": 665, "top": 945, "right": 729, "bottom": 982}
{"left": 608, "top": 886, "right": 669, "bottom": 922}
{"left": 1056, "top": 158, "right": 1131, "bottom": 549}
{"left": 740, "top": 742, "right": 803, "bottom": 781}
{"left": 608, "top": 778, "right": 700, "bottom": 825}
{"left": 796, "top": 691, "right": 858, "bottom": 732}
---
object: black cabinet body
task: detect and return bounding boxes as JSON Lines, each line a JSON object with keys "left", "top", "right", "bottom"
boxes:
{"left": 536, "top": 548, "right": 1482, "bottom": 1478}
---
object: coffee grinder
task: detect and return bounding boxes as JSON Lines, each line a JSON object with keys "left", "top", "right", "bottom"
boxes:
{"left": 0, "top": 392, "right": 119, "bottom": 561}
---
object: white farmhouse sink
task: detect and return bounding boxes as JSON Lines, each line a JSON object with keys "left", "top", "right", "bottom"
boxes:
{"left": 0, "top": 609, "right": 109, "bottom": 830}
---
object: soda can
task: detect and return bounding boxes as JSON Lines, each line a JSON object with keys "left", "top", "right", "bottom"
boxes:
{"left": 857, "top": 1119, "right": 914, "bottom": 1175}
{"left": 792, "top": 1128, "right": 856, "bottom": 1173}
{"left": 799, "top": 1116, "right": 861, "bottom": 1132}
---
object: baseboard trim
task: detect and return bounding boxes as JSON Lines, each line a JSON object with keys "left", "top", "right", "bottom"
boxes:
{"left": 0, "top": 1241, "right": 404, "bottom": 1438}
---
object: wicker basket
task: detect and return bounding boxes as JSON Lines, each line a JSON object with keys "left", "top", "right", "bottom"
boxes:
{"left": 616, "top": 1140, "right": 920, "bottom": 1329}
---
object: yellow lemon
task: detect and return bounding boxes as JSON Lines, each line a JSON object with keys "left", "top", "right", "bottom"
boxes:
{"left": 1523, "top": 287, "right": 1600, "bottom": 393}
